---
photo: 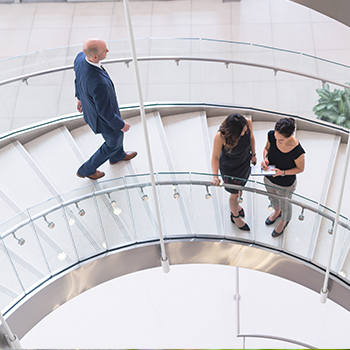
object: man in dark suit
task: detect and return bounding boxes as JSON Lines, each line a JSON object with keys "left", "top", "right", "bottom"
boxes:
{"left": 74, "top": 38, "right": 137, "bottom": 180}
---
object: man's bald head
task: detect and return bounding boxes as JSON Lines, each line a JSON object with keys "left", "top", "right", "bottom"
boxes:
{"left": 83, "top": 38, "right": 109, "bottom": 63}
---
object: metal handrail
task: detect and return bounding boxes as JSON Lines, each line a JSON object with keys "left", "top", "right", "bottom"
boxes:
{"left": 1, "top": 56, "right": 350, "bottom": 90}
{"left": 237, "top": 333, "right": 317, "bottom": 349}
{"left": 1, "top": 177, "right": 347, "bottom": 241}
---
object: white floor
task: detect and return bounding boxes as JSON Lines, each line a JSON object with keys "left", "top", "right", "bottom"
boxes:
{"left": 2, "top": 0, "right": 350, "bottom": 348}
{"left": 1, "top": 0, "right": 350, "bottom": 63}
{"left": 21, "top": 264, "right": 350, "bottom": 349}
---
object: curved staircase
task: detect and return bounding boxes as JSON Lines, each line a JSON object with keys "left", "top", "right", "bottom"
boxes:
{"left": 1, "top": 103, "right": 350, "bottom": 347}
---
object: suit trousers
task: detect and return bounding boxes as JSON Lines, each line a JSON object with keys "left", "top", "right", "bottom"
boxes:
{"left": 78, "top": 129, "right": 126, "bottom": 176}
{"left": 264, "top": 176, "right": 297, "bottom": 222}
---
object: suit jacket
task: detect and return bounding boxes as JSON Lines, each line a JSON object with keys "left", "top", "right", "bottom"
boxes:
{"left": 74, "top": 52, "right": 124, "bottom": 134}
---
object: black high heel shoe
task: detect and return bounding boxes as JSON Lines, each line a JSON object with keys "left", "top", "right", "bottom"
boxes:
{"left": 238, "top": 207, "right": 245, "bottom": 218}
{"left": 230, "top": 212, "right": 250, "bottom": 231}
{"left": 265, "top": 211, "right": 282, "bottom": 225}
{"left": 272, "top": 221, "right": 289, "bottom": 237}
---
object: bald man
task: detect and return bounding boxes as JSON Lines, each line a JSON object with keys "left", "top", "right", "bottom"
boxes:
{"left": 74, "top": 38, "right": 137, "bottom": 180}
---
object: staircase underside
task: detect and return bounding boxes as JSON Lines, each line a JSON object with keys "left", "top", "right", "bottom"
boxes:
{"left": 1, "top": 236, "right": 349, "bottom": 346}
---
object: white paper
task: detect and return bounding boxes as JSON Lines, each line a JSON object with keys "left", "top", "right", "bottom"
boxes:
{"left": 250, "top": 165, "right": 276, "bottom": 176}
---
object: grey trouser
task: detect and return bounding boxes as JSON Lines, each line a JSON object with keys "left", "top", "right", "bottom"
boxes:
{"left": 264, "top": 176, "right": 297, "bottom": 222}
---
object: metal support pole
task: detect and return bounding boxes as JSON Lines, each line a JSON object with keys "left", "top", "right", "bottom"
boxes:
{"left": 0, "top": 312, "right": 22, "bottom": 349}
{"left": 234, "top": 267, "right": 241, "bottom": 336}
{"left": 123, "top": 0, "right": 169, "bottom": 273}
{"left": 320, "top": 133, "right": 350, "bottom": 302}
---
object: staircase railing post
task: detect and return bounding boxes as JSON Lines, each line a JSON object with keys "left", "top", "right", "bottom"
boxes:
{"left": 0, "top": 312, "right": 22, "bottom": 349}
{"left": 123, "top": 0, "right": 170, "bottom": 273}
{"left": 320, "top": 130, "right": 350, "bottom": 302}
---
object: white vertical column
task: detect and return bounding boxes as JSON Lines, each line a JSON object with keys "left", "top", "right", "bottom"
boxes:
{"left": 123, "top": 0, "right": 169, "bottom": 273}
{"left": 0, "top": 312, "right": 22, "bottom": 349}
{"left": 320, "top": 133, "right": 350, "bottom": 302}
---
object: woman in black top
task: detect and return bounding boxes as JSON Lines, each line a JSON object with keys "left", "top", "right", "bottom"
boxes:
{"left": 261, "top": 118, "right": 305, "bottom": 237}
{"left": 211, "top": 113, "right": 257, "bottom": 231}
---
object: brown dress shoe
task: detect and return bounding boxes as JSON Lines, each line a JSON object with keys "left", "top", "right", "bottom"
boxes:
{"left": 110, "top": 151, "right": 137, "bottom": 165}
{"left": 76, "top": 170, "right": 105, "bottom": 180}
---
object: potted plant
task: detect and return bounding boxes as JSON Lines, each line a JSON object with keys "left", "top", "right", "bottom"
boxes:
{"left": 313, "top": 83, "right": 350, "bottom": 129}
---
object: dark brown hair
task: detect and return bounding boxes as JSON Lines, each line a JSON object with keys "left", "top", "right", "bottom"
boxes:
{"left": 219, "top": 113, "right": 248, "bottom": 152}
{"left": 275, "top": 117, "right": 295, "bottom": 138}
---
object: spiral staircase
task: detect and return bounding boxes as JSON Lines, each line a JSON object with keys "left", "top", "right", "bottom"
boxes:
{"left": 2, "top": 31, "right": 350, "bottom": 346}
{"left": 1, "top": 99, "right": 350, "bottom": 347}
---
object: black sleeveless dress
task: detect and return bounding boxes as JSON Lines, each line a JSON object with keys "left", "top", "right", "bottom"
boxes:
{"left": 219, "top": 129, "right": 251, "bottom": 194}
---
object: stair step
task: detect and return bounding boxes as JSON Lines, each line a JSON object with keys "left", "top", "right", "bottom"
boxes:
{"left": 284, "top": 131, "right": 340, "bottom": 259}
{"left": 314, "top": 143, "right": 350, "bottom": 272}
{"left": 162, "top": 111, "right": 211, "bottom": 173}
{"left": 0, "top": 141, "right": 57, "bottom": 216}
{"left": 23, "top": 126, "right": 91, "bottom": 194}
{"left": 162, "top": 111, "right": 222, "bottom": 235}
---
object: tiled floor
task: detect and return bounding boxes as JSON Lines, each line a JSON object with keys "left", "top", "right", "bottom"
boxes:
{"left": 1, "top": 0, "right": 350, "bottom": 133}
{"left": 1, "top": 0, "right": 350, "bottom": 62}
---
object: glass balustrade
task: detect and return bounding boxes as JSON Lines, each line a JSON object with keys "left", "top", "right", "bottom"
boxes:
{"left": 1, "top": 38, "right": 350, "bottom": 135}
{"left": 0, "top": 172, "right": 349, "bottom": 315}
{"left": 26, "top": 195, "right": 78, "bottom": 276}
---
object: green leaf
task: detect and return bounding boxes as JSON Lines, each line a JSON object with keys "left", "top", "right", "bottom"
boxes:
{"left": 317, "top": 90, "right": 331, "bottom": 100}
{"left": 322, "top": 110, "right": 339, "bottom": 118}
{"left": 314, "top": 104, "right": 328, "bottom": 112}
{"left": 337, "top": 115, "right": 346, "bottom": 125}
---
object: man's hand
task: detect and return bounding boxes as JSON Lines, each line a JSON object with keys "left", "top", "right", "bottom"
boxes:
{"left": 121, "top": 122, "right": 130, "bottom": 133}
{"left": 77, "top": 100, "right": 83, "bottom": 113}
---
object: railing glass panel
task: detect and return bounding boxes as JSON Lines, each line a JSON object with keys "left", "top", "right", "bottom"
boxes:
{"left": 95, "top": 177, "right": 136, "bottom": 247}
{"left": 190, "top": 172, "right": 222, "bottom": 236}
{"left": 124, "top": 174, "right": 159, "bottom": 241}
{"left": 27, "top": 196, "right": 79, "bottom": 274}
{"left": 0, "top": 232, "right": 25, "bottom": 313}
{"left": 337, "top": 227, "right": 350, "bottom": 282}
{"left": 149, "top": 37, "right": 201, "bottom": 57}
{"left": 110, "top": 62, "right": 140, "bottom": 106}
{"left": 0, "top": 81, "right": 22, "bottom": 134}
{"left": 314, "top": 215, "right": 349, "bottom": 271}
{"left": 156, "top": 172, "right": 193, "bottom": 237}
{"left": 201, "top": 39, "right": 251, "bottom": 61}
{"left": 60, "top": 184, "right": 108, "bottom": 258}
{"left": 0, "top": 213, "right": 50, "bottom": 295}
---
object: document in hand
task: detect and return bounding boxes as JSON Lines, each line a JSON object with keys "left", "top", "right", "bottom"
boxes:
{"left": 250, "top": 165, "right": 276, "bottom": 176}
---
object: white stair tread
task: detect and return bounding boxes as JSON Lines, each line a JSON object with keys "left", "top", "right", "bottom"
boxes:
{"left": 0, "top": 142, "right": 57, "bottom": 216}
{"left": 24, "top": 126, "right": 91, "bottom": 194}
{"left": 296, "top": 131, "right": 339, "bottom": 203}
{"left": 162, "top": 111, "right": 211, "bottom": 173}
{"left": 0, "top": 194, "right": 19, "bottom": 225}
{"left": 284, "top": 131, "right": 340, "bottom": 258}
{"left": 314, "top": 143, "right": 350, "bottom": 270}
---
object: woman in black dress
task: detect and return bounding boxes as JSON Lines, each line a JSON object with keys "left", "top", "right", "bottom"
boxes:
{"left": 261, "top": 118, "right": 305, "bottom": 237}
{"left": 211, "top": 113, "right": 257, "bottom": 231}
